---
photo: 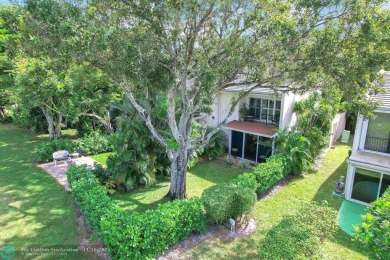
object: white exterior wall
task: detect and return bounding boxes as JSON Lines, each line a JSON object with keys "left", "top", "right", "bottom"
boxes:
{"left": 207, "top": 90, "right": 308, "bottom": 131}
{"left": 279, "top": 92, "right": 309, "bottom": 130}
{"left": 206, "top": 91, "right": 241, "bottom": 129}
{"left": 329, "top": 111, "right": 346, "bottom": 147}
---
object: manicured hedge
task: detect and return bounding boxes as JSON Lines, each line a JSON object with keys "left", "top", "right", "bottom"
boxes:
{"left": 201, "top": 154, "right": 290, "bottom": 224}
{"left": 252, "top": 154, "right": 290, "bottom": 195}
{"left": 202, "top": 183, "right": 256, "bottom": 223}
{"left": 67, "top": 166, "right": 207, "bottom": 259}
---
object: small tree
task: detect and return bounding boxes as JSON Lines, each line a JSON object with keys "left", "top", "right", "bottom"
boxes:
{"left": 293, "top": 90, "right": 341, "bottom": 157}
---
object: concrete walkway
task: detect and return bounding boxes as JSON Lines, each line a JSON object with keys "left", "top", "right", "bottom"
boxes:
{"left": 38, "top": 156, "right": 98, "bottom": 191}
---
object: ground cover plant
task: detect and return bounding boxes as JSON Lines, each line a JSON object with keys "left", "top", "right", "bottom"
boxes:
{"left": 0, "top": 124, "right": 87, "bottom": 259}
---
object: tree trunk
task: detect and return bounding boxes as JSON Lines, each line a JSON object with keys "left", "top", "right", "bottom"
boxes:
{"left": 54, "top": 113, "right": 62, "bottom": 138}
{"left": 79, "top": 110, "right": 113, "bottom": 134}
{"left": 169, "top": 149, "right": 189, "bottom": 200}
{"left": 0, "top": 108, "right": 5, "bottom": 118}
{"left": 41, "top": 107, "right": 55, "bottom": 140}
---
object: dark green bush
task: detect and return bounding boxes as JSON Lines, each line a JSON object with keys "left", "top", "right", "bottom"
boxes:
{"left": 355, "top": 188, "right": 390, "bottom": 258}
{"left": 201, "top": 183, "right": 256, "bottom": 223}
{"left": 78, "top": 132, "right": 113, "bottom": 155}
{"left": 67, "top": 166, "right": 207, "bottom": 259}
{"left": 13, "top": 107, "right": 47, "bottom": 133}
{"left": 259, "top": 202, "right": 337, "bottom": 259}
{"left": 252, "top": 154, "right": 290, "bottom": 195}
{"left": 0, "top": 116, "right": 13, "bottom": 123}
{"left": 36, "top": 138, "right": 77, "bottom": 162}
{"left": 202, "top": 128, "right": 227, "bottom": 159}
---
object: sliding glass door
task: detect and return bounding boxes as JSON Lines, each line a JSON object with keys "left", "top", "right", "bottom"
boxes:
{"left": 351, "top": 167, "right": 390, "bottom": 204}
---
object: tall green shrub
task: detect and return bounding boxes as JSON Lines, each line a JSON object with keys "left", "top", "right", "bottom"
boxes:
{"left": 275, "top": 130, "right": 312, "bottom": 174}
{"left": 293, "top": 91, "right": 341, "bottom": 158}
{"left": 354, "top": 188, "right": 390, "bottom": 258}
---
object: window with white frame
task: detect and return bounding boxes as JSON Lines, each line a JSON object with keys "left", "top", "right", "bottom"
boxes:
{"left": 363, "top": 112, "right": 390, "bottom": 154}
{"left": 248, "top": 97, "right": 281, "bottom": 122}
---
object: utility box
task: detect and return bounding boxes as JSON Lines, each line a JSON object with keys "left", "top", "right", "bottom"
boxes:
{"left": 341, "top": 130, "right": 350, "bottom": 143}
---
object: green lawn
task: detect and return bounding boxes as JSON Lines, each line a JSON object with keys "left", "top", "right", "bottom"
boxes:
{"left": 182, "top": 144, "right": 376, "bottom": 259}
{"left": 90, "top": 152, "right": 112, "bottom": 166}
{"left": 112, "top": 160, "right": 247, "bottom": 214}
{"left": 0, "top": 124, "right": 88, "bottom": 259}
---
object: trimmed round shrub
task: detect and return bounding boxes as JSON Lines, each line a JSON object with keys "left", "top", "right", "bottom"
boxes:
{"left": 201, "top": 183, "right": 256, "bottom": 223}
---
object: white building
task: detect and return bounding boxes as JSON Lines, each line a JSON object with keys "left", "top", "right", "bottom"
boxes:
{"left": 207, "top": 85, "right": 345, "bottom": 163}
{"left": 345, "top": 71, "right": 390, "bottom": 205}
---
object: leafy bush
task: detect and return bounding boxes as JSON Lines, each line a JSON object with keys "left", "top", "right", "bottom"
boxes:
{"left": 202, "top": 128, "right": 227, "bottom": 159}
{"left": 75, "top": 116, "right": 106, "bottom": 138}
{"left": 230, "top": 172, "right": 258, "bottom": 192}
{"left": 276, "top": 129, "right": 311, "bottom": 174}
{"left": 36, "top": 138, "right": 77, "bottom": 162}
{"left": 354, "top": 187, "right": 390, "bottom": 258}
{"left": 91, "top": 163, "right": 116, "bottom": 194}
{"left": 12, "top": 107, "right": 48, "bottom": 133}
{"left": 293, "top": 91, "right": 341, "bottom": 158}
{"left": 201, "top": 183, "right": 256, "bottom": 223}
{"left": 106, "top": 126, "right": 171, "bottom": 191}
{"left": 259, "top": 202, "right": 337, "bottom": 259}
{"left": 78, "top": 132, "right": 113, "bottom": 155}
{"left": 252, "top": 154, "right": 290, "bottom": 195}
{"left": 67, "top": 166, "right": 207, "bottom": 259}
{"left": 0, "top": 116, "right": 12, "bottom": 123}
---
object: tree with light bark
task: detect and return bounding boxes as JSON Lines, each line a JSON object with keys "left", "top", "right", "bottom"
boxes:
{"left": 77, "top": 0, "right": 390, "bottom": 199}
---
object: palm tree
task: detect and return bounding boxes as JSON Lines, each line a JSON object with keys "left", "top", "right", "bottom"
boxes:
{"left": 275, "top": 129, "right": 312, "bottom": 174}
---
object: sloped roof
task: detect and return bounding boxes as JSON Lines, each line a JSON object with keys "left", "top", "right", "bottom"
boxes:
{"left": 370, "top": 71, "right": 390, "bottom": 110}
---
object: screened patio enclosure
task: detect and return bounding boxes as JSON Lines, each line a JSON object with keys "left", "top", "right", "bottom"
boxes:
{"left": 225, "top": 120, "right": 277, "bottom": 163}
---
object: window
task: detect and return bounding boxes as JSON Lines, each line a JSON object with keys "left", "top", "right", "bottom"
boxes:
{"left": 249, "top": 98, "right": 281, "bottom": 123}
{"left": 364, "top": 112, "right": 390, "bottom": 154}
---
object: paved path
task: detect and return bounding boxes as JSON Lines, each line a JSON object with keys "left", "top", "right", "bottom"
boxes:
{"left": 38, "top": 157, "right": 98, "bottom": 191}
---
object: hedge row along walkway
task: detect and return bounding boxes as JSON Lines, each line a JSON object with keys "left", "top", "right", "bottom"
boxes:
{"left": 0, "top": 124, "right": 89, "bottom": 259}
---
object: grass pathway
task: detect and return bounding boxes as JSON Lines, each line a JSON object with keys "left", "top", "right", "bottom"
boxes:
{"left": 184, "top": 144, "right": 375, "bottom": 259}
{"left": 0, "top": 124, "right": 88, "bottom": 259}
